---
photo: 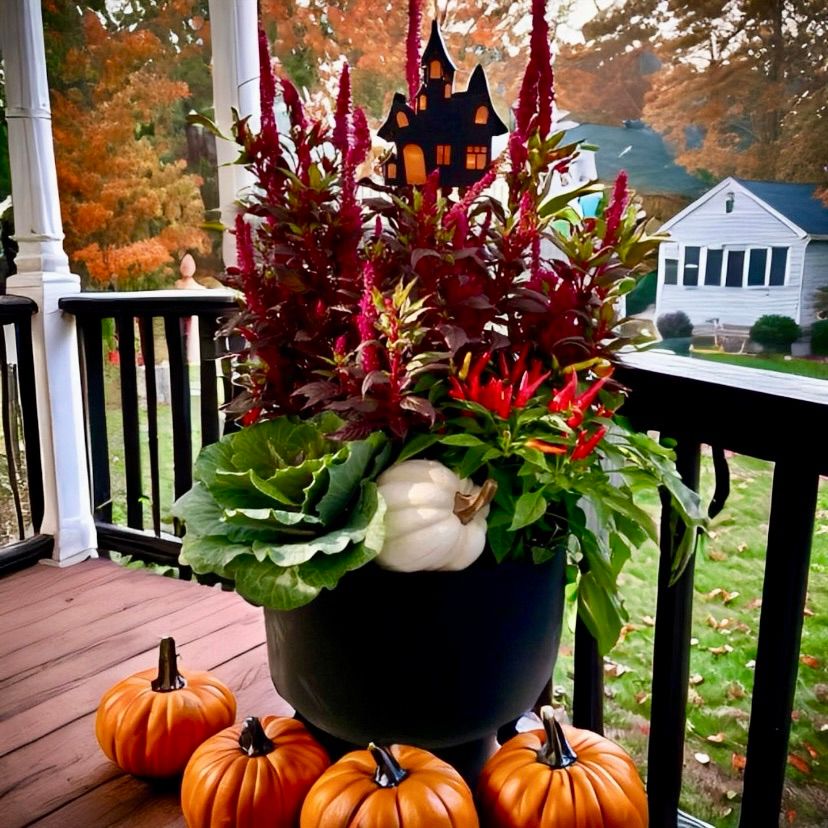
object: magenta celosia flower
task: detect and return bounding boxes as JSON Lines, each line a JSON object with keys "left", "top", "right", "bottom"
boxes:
{"left": 258, "top": 31, "right": 277, "bottom": 135}
{"left": 603, "top": 171, "right": 630, "bottom": 246}
{"left": 280, "top": 77, "right": 307, "bottom": 131}
{"left": 333, "top": 62, "right": 352, "bottom": 158}
{"left": 358, "top": 261, "right": 380, "bottom": 372}
{"left": 406, "top": 0, "right": 423, "bottom": 104}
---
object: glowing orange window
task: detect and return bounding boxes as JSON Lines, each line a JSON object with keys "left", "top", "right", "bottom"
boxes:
{"left": 474, "top": 105, "right": 489, "bottom": 125}
{"left": 403, "top": 144, "right": 427, "bottom": 185}
{"left": 444, "top": 83, "right": 451, "bottom": 98}
{"left": 430, "top": 60, "right": 442, "bottom": 79}
{"left": 419, "top": 94, "right": 427, "bottom": 111}
{"left": 387, "top": 162, "right": 397, "bottom": 179}
{"left": 465, "top": 145, "right": 487, "bottom": 170}
{"left": 396, "top": 111, "right": 409, "bottom": 128}
{"left": 436, "top": 145, "right": 451, "bottom": 165}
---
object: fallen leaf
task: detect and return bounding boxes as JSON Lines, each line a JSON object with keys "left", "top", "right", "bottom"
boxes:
{"left": 635, "top": 691, "right": 650, "bottom": 705}
{"left": 786, "top": 810, "right": 797, "bottom": 824}
{"left": 804, "top": 606, "right": 814, "bottom": 617}
{"left": 731, "top": 753, "right": 747, "bottom": 771}
{"left": 707, "top": 732, "right": 726, "bottom": 743}
{"left": 694, "top": 752, "right": 710, "bottom": 765}
{"left": 802, "top": 741, "right": 819, "bottom": 760}
{"left": 690, "top": 637, "right": 699, "bottom": 646}
{"left": 618, "top": 623, "right": 642, "bottom": 643}
{"left": 820, "top": 724, "right": 828, "bottom": 732}
{"left": 726, "top": 681, "right": 746, "bottom": 700}
{"left": 603, "top": 661, "right": 629, "bottom": 678}
{"left": 709, "top": 645, "right": 734, "bottom": 656}
{"left": 706, "top": 588, "right": 723, "bottom": 600}
{"left": 746, "top": 659, "right": 756, "bottom": 669}
{"left": 737, "top": 542, "right": 748, "bottom": 553}
{"left": 800, "top": 655, "right": 821, "bottom": 669}
{"left": 688, "top": 688, "right": 705, "bottom": 707}
{"left": 746, "top": 598, "right": 763, "bottom": 610}
{"left": 788, "top": 754, "right": 811, "bottom": 775}
{"left": 708, "top": 549, "right": 728, "bottom": 561}
{"left": 642, "top": 615, "right": 655, "bottom": 627}
{"left": 723, "top": 807, "right": 733, "bottom": 817}
{"left": 559, "top": 645, "right": 573, "bottom": 657}
{"left": 689, "top": 673, "right": 705, "bottom": 686}
{"left": 791, "top": 710, "right": 801, "bottom": 722}
{"left": 603, "top": 686, "right": 615, "bottom": 699}
{"left": 814, "top": 684, "right": 828, "bottom": 704}
{"left": 725, "top": 790, "right": 738, "bottom": 800}
{"left": 723, "top": 591, "right": 740, "bottom": 604}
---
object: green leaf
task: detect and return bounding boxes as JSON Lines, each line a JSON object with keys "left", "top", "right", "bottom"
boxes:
{"left": 396, "top": 432, "right": 440, "bottom": 463}
{"left": 578, "top": 571, "right": 627, "bottom": 656}
{"left": 439, "top": 433, "right": 486, "bottom": 447}
{"left": 510, "top": 489, "right": 548, "bottom": 531}
{"left": 179, "top": 533, "right": 251, "bottom": 578}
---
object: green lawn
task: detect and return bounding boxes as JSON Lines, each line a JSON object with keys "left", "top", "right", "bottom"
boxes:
{"left": 555, "top": 453, "right": 828, "bottom": 827}
{"left": 693, "top": 351, "right": 828, "bottom": 381}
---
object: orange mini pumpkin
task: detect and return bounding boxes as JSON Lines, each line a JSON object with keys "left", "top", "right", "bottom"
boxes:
{"left": 477, "top": 706, "right": 648, "bottom": 828}
{"left": 95, "top": 637, "right": 236, "bottom": 777}
{"left": 181, "top": 716, "right": 330, "bottom": 828}
{"left": 300, "top": 742, "right": 479, "bottom": 828}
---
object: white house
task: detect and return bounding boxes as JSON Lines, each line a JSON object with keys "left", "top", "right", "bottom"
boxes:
{"left": 655, "top": 177, "right": 828, "bottom": 330}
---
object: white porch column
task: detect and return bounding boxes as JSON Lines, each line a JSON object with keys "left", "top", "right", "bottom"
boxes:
{"left": 207, "top": 0, "right": 260, "bottom": 268}
{"left": 1, "top": 0, "right": 97, "bottom": 564}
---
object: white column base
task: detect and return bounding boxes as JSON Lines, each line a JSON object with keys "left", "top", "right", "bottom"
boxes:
{"left": 39, "top": 547, "right": 99, "bottom": 568}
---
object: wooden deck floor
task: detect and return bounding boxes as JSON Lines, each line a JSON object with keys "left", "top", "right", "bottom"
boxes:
{"left": 0, "top": 558, "right": 291, "bottom": 827}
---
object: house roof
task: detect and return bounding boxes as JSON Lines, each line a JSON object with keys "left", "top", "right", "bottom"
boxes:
{"left": 565, "top": 122, "right": 707, "bottom": 198}
{"left": 736, "top": 179, "right": 828, "bottom": 236}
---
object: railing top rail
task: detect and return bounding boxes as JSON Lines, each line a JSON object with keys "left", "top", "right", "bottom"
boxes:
{"left": 59, "top": 289, "right": 238, "bottom": 317}
{"left": 621, "top": 349, "right": 828, "bottom": 406}
{"left": 0, "top": 294, "right": 37, "bottom": 324}
{"left": 617, "top": 350, "right": 828, "bottom": 473}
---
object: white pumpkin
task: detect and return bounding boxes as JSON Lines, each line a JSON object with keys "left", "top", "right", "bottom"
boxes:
{"left": 375, "top": 459, "right": 497, "bottom": 572}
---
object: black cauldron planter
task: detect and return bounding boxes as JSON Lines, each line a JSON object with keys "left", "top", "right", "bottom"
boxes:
{"left": 264, "top": 552, "right": 565, "bottom": 782}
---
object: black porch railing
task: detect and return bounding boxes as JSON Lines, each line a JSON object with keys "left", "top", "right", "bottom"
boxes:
{"left": 57, "top": 293, "right": 827, "bottom": 828}
{"left": 59, "top": 291, "right": 238, "bottom": 573}
{"left": 0, "top": 294, "right": 52, "bottom": 571}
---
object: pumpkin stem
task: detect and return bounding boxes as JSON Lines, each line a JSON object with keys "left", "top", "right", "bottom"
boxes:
{"left": 536, "top": 705, "right": 578, "bottom": 769}
{"left": 238, "top": 717, "right": 275, "bottom": 757}
{"left": 150, "top": 636, "right": 186, "bottom": 692}
{"left": 368, "top": 742, "right": 408, "bottom": 787}
{"left": 454, "top": 479, "right": 498, "bottom": 525}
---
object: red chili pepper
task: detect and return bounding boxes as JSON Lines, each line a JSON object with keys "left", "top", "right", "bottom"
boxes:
{"left": 525, "top": 437, "right": 567, "bottom": 455}
{"left": 571, "top": 426, "right": 607, "bottom": 460}
{"left": 549, "top": 370, "right": 578, "bottom": 413}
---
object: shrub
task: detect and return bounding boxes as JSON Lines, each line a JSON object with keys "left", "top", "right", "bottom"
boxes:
{"left": 656, "top": 311, "right": 693, "bottom": 340}
{"left": 626, "top": 271, "right": 657, "bottom": 316}
{"left": 811, "top": 319, "right": 828, "bottom": 356}
{"left": 749, "top": 315, "right": 801, "bottom": 353}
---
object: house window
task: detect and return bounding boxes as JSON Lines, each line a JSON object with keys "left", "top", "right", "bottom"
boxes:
{"left": 402, "top": 144, "right": 427, "bottom": 185}
{"left": 436, "top": 145, "right": 451, "bottom": 165}
{"left": 387, "top": 162, "right": 397, "bottom": 180}
{"left": 769, "top": 247, "right": 788, "bottom": 286}
{"left": 705, "top": 249, "right": 723, "bottom": 285}
{"left": 465, "top": 145, "right": 487, "bottom": 170}
{"left": 725, "top": 250, "right": 745, "bottom": 287}
{"left": 418, "top": 94, "right": 427, "bottom": 111}
{"left": 444, "top": 83, "right": 451, "bottom": 98}
{"left": 396, "top": 111, "right": 409, "bottom": 128}
{"left": 475, "top": 105, "right": 489, "bottom": 125}
{"left": 430, "top": 60, "right": 442, "bottom": 79}
{"left": 664, "top": 258, "right": 678, "bottom": 285}
{"left": 725, "top": 192, "right": 735, "bottom": 213}
{"left": 682, "top": 246, "right": 700, "bottom": 286}
{"left": 747, "top": 248, "right": 768, "bottom": 286}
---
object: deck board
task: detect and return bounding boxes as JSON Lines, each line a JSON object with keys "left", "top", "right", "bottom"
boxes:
{"left": 0, "top": 559, "right": 291, "bottom": 828}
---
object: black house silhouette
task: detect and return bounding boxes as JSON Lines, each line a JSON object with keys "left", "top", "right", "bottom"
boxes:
{"left": 377, "top": 20, "right": 508, "bottom": 188}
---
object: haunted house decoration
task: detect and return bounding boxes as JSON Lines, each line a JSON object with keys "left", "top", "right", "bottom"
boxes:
{"left": 378, "top": 20, "right": 508, "bottom": 188}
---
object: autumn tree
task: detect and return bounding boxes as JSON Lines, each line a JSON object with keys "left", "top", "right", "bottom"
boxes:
{"left": 259, "top": 0, "right": 578, "bottom": 125}
{"left": 42, "top": 1, "right": 212, "bottom": 287}
{"left": 573, "top": 0, "right": 828, "bottom": 183}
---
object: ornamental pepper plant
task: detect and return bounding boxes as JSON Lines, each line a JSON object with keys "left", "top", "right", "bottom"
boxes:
{"left": 177, "top": 0, "right": 706, "bottom": 654}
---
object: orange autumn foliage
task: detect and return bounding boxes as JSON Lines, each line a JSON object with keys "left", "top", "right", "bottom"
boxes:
{"left": 50, "top": 10, "right": 209, "bottom": 287}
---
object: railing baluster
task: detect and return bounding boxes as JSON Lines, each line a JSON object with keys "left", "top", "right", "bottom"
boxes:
{"left": 0, "top": 329, "right": 25, "bottom": 538}
{"left": 739, "top": 459, "right": 820, "bottom": 826}
{"left": 198, "top": 314, "right": 221, "bottom": 447}
{"left": 164, "top": 315, "right": 192, "bottom": 533}
{"left": 646, "top": 438, "right": 701, "bottom": 827}
{"left": 78, "top": 316, "right": 112, "bottom": 523}
{"left": 14, "top": 312, "right": 44, "bottom": 532}
{"left": 115, "top": 314, "right": 142, "bottom": 530}
{"left": 572, "top": 615, "right": 604, "bottom": 733}
{"left": 137, "top": 317, "right": 162, "bottom": 536}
